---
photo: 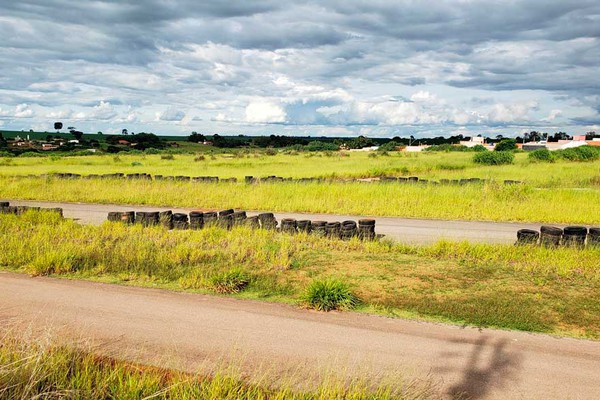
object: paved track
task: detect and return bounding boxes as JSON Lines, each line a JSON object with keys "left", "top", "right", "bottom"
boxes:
{"left": 1, "top": 272, "right": 598, "bottom": 399}
{"left": 2, "top": 199, "right": 547, "bottom": 244}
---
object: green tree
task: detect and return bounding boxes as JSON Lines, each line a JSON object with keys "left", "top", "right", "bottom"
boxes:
{"left": 494, "top": 139, "right": 517, "bottom": 152}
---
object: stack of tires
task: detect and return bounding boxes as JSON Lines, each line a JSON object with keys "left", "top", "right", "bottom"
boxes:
{"left": 589, "top": 228, "right": 600, "bottom": 247}
{"left": 172, "top": 213, "right": 189, "bottom": 229}
{"left": 340, "top": 220, "right": 358, "bottom": 240}
{"left": 189, "top": 211, "right": 204, "bottom": 230}
{"left": 540, "top": 226, "right": 562, "bottom": 247}
{"left": 358, "top": 219, "right": 376, "bottom": 240}
{"left": 120, "top": 211, "right": 135, "bottom": 224}
{"left": 258, "top": 213, "right": 277, "bottom": 229}
{"left": 280, "top": 218, "right": 297, "bottom": 234}
{"left": 516, "top": 229, "right": 540, "bottom": 245}
{"left": 297, "top": 220, "right": 311, "bottom": 233}
{"left": 203, "top": 211, "right": 218, "bottom": 227}
{"left": 218, "top": 209, "right": 234, "bottom": 230}
{"left": 107, "top": 211, "right": 121, "bottom": 222}
{"left": 159, "top": 210, "right": 173, "bottom": 229}
{"left": 244, "top": 216, "right": 260, "bottom": 228}
{"left": 135, "top": 211, "right": 159, "bottom": 226}
{"left": 232, "top": 211, "right": 247, "bottom": 226}
{"left": 562, "top": 226, "right": 587, "bottom": 248}
{"left": 325, "top": 222, "right": 341, "bottom": 239}
{"left": 311, "top": 221, "right": 327, "bottom": 237}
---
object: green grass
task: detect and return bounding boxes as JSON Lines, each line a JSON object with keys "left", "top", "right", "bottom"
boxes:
{"left": 304, "top": 279, "right": 358, "bottom": 311}
{"left": 0, "top": 331, "right": 434, "bottom": 399}
{"left": 1, "top": 175, "right": 599, "bottom": 224}
{"left": 2, "top": 151, "right": 600, "bottom": 188}
{"left": 1, "top": 211, "right": 598, "bottom": 338}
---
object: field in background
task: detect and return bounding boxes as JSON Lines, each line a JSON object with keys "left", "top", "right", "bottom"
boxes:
{"left": 2, "top": 176, "right": 600, "bottom": 224}
{"left": 1, "top": 212, "right": 598, "bottom": 339}
{"left": 2, "top": 151, "right": 600, "bottom": 188}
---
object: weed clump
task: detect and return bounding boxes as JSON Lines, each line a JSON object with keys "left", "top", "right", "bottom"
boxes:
{"left": 304, "top": 279, "right": 357, "bottom": 311}
{"left": 473, "top": 151, "right": 514, "bottom": 165}
{"left": 208, "top": 269, "right": 249, "bottom": 294}
{"left": 528, "top": 149, "right": 555, "bottom": 163}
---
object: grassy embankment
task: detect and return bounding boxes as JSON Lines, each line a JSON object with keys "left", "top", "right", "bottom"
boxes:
{"left": 1, "top": 212, "right": 598, "bottom": 339}
{"left": 0, "top": 331, "right": 435, "bottom": 400}
{"left": 2, "top": 151, "right": 600, "bottom": 187}
{"left": 1, "top": 175, "right": 600, "bottom": 224}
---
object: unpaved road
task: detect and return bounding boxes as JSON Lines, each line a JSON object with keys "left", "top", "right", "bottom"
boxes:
{"left": 1, "top": 272, "right": 598, "bottom": 399}
{"left": 2, "top": 199, "right": 548, "bottom": 244}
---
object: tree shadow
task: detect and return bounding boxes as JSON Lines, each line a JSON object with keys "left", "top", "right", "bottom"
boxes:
{"left": 435, "top": 335, "right": 523, "bottom": 399}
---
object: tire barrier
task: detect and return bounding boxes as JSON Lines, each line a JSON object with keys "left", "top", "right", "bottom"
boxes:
{"left": 10, "top": 173, "right": 524, "bottom": 186}
{"left": 516, "top": 225, "right": 600, "bottom": 248}
{"left": 104, "top": 207, "right": 378, "bottom": 241}
{"left": 0, "top": 202, "right": 63, "bottom": 218}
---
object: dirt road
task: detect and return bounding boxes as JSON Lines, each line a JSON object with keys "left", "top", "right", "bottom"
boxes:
{"left": 1, "top": 272, "right": 598, "bottom": 399}
{"left": 3, "top": 199, "right": 545, "bottom": 244}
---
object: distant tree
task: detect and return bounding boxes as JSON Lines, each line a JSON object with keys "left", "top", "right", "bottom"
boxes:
{"left": 0, "top": 132, "right": 7, "bottom": 150}
{"left": 188, "top": 132, "right": 206, "bottom": 143}
{"left": 53, "top": 122, "right": 63, "bottom": 131}
{"left": 72, "top": 131, "right": 84, "bottom": 141}
{"left": 97, "top": 131, "right": 103, "bottom": 135}
{"left": 494, "top": 138, "right": 517, "bottom": 152}
{"left": 46, "top": 135, "right": 53, "bottom": 141}
{"left": 122, "top": 129, "right": 128, "bottom": 135}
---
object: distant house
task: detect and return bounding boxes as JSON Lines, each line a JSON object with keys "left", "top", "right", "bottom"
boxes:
{"left": 118, "top": 139, "right": 130, "bottom": 145}
{"left": 459, "top": 136, "right": 485, "bottom": 148}
{"left": 403, "top": 145, "right": 429, "bottom": 152}
{"left": 349, "top": 146, "right": 379, "bottom": 152}
{"left": 41, "top": 143, "right": 58, "bottom": 151}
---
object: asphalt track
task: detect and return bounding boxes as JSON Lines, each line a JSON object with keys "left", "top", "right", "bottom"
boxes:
{"left": 2, "top": 199, "right": 549, "bottom": 244}
{"left": 1, "top": 272, "right": 598, "bottom": 400}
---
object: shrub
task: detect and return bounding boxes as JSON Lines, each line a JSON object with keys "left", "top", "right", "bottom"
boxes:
{"left": 208, "top": 269, "right": 249, "bottom": 294}
{"left": 304, "top": 279, "right": 357, "bottom": 311}
{"left": 528, "top": 149, "right": 555, "bottom": 163}
{"left": 473, "top": 151, "right": 514, "bottom": 165}
{"left": 494, "top": 139, "right": 517, "bottom": 152}
{"left": 194, "top": 155, "right": 206, "bottom": 162}
{"left": 264, "top": 148, "right": 277, "bottom": 156}
{"left": 472, "top": 144, "right": 488, "bottom": 152}
{"left": 304, "top": 141, "right": 339, "bottom": 152}
{"left": 18, "top": 151, "right": 44, "bottom": 157}
{"left": 160, "top": 154, "right": 175, "bottom": 160}
{"left": 558, "top": 146, "right": 600, "bottom": 162}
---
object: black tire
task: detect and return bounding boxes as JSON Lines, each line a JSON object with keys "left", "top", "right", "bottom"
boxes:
{"left": 540, "top": 226, "right": 562, "bottom": 236}
{"left": 121, "top": 211, "right": 135, "bottom": 224}
{"left": 219, "top": 209, "right": 234, "bottom": 217}
{"left": 358, "top": 219, "right": 376, "bottom": 226}
{"left": 589, "top": 227, "right": 600, "bottom": 236}
{"left": 516, "top": 229, "right": 539, "bottom": 245}
{"left": 563, "top": 226, "right": 587, "bottom": 236}
{"left": 0, "top": 202, "right": 10, "bottom": 208}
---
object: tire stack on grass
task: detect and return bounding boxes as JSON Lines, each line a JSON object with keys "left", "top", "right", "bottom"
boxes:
{"left": 203, "top": 211, "right": 218, "bottom": 227}
{"left": 172, "top": 213, "right": 189, "bottom": 230}
{"left": 120, "top": 211, "right": 135, "bottom": 224}
{"left": 325, "top": 222, "right": 341, "bottom": 239}
{"left": 540, "top": 226, "right": 562, "bottom": 247}
{"left": 0, "top": 202, "right": 10, "bottom": 213}
{"left": 258, "top": 212, "right": 277, "bottom": 230}
{"left": 341, "top": 220, "right": 358, "bottom": 240}
{"left": 516, "top": 229, "right": 539, "bottom": 245}
{"left": 562, "top": 226, "right": 587, "bottom": 248}
{"left": 189, "top": 211, "right": 204, "bottom": 230}
{"left": 297, "top": 220, "right": 311, "bottom": 234}
{"left": 135, "top": 211, "right": 159, "bottom": 226}
{"left": 358, "top": 219, "right": 376, "bottom": 241}
{"left": 232, "top": 211, "right": 247, "bottom": 226}
{"left": 588, "top": 228, "right": 600, "bottom": 247}
{"left": 280, "top": 218, "right": 297, "bottom": 234}
{"left": 311, "top": 221, "right": 327, "bottom": 236}
{"left": 218, "top": 209, "right": 234, "bottom": 230}
{"left": 107, "top": 211, "right": 121, "bottom": 222}
{"left": 159, "top": 210, "right": 173, "bottom": 229}
{"left": 244, "top": 216, "right": 259, "bottom": 228}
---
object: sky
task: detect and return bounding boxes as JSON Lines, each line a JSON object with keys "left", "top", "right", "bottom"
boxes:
{"left": 0, "top": 0, "right": 599, "bottom": 138}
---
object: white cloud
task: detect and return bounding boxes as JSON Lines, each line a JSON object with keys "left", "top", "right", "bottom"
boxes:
{"left": 245, "top": 100, "right": 286, "bottom": 123}
{"left": 158, "top": 107, "right": 186, "bottom": 121}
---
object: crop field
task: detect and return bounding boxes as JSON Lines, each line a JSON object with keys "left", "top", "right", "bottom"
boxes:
{"left": 1, "top": 211, "right": 598, "bottom": 339}
{"left": 1, "top": 152, "right": 600, "bottom": 224}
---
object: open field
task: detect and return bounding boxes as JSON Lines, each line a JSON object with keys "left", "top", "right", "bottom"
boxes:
{"left": 2, "top": 151, "right": 600, "bottom": 187}
{"left": 2, "top": 175, "right": 600, "bottom": 224}
{"left": 1, "top": 211, "right": 598, "bottom": 339}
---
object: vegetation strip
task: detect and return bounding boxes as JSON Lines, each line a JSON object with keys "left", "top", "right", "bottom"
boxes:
{"left": 1, "top": 211, "right": 598, "bottom": 339}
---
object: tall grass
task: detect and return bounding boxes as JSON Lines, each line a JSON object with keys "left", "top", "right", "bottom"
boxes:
{"left": 0, "top": 330, "right": 435, "bottom": 399}
{"left": 1, "top": 151, "right": 599, "bottom": 187}
{"left": 1, "top": 177, "right": 600, "bottom": 224}
{"left": 1, "top": 212, "right": 599, "bottom": 338}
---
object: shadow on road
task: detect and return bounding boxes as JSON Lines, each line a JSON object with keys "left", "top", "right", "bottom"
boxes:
{"left": 435, "top": 336, "right": 523, "bottom": 399}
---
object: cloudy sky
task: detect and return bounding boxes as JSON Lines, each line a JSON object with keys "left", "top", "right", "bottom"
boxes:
{"left": 1, "top": 0, "right": 599, "bottom": 137}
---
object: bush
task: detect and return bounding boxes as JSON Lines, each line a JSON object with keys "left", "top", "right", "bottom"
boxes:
{"left": 472, "top": 144, "right": 488, "bottom": 152}
{"left": 194, "top": 155, "right": 206, "bottom": 162}
{"left": 208, "top": 269, "right": 249, "bottom": 294}
{"left": 304, "top": 279, "right": 357, "bottom": 311}
{"left": 304, "top": 141, "right": 339, "bottom": 152}
{"left": 473, "top": 151, "right": 514, "bottom": 165}
{"left": 557, "top": 146, "right": 600, "bottom": 162}
{"left": 494, "top": 139, "right": 518, "bottom": 152}
{"left": 160, "top": 154, "right": 175, "bottom": 160}
{"left": 528, "top": 149, "right": 555, "bottom": 163}
{"left": 18, "top": 151, "right": 44, "bottom": 157}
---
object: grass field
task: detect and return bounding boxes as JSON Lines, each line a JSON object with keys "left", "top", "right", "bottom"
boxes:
{"left": 2, "top": 151, "right": 600, "bottom": 187}
{"left": 2, "top": 175, "right": 600, "bottom": 224}
{"left": 1, "top": 330, "right": 435, "bottom": 400}
{"left": 2, "top": 211, "right": 598, "bottom": 339}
